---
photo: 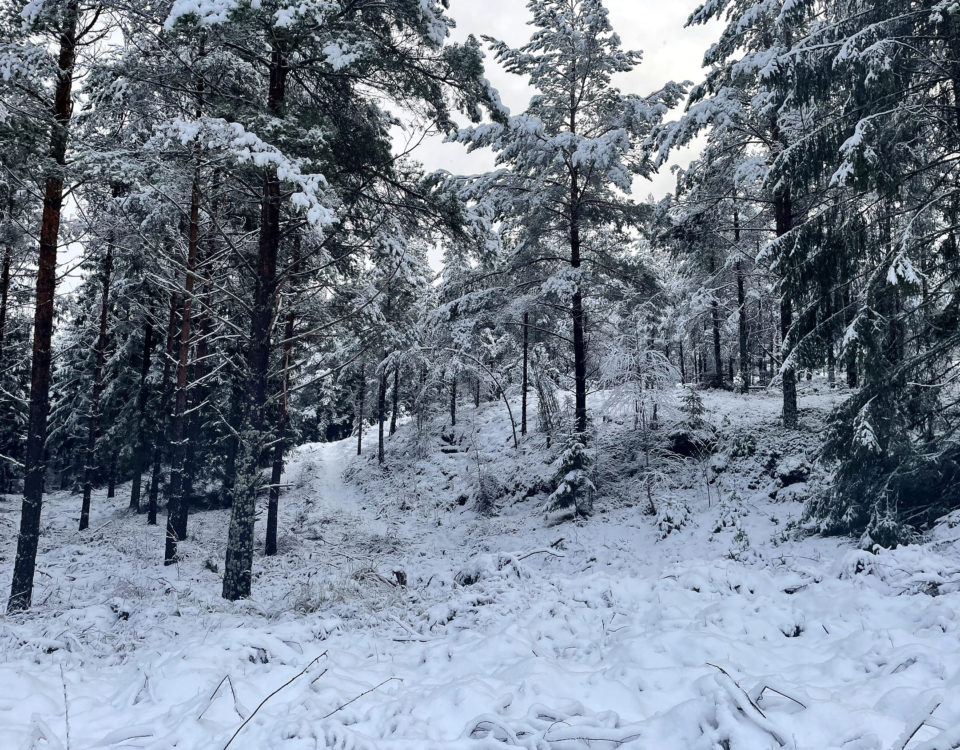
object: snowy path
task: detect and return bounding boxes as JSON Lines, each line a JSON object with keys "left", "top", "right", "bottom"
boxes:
{"left": 2, "top": 391, "right": 960, "bottom": 749}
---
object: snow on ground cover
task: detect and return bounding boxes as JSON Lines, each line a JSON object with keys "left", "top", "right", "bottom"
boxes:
{"left": 1, "top": 383, "right": 960, "bottom": 749}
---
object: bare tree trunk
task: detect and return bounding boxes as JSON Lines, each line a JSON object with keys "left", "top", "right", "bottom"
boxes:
{"left": 129, "top": 316, "right": 154, "bottom": 511}
{"left": 9, "top": 0, "right": 81, "bottom": 613}
{"left": 80, "top": 241, "right": 113, "bottom": 531}
{"left": 521, "top": 312, "right": 529, "bottom": 437}
{"left": 164, "top": 180, "right": 200, "bottom": 566}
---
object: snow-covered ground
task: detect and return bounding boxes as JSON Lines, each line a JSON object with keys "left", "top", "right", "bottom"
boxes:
{"left": 2, "top": 385, "right": 960, "bottom": 749}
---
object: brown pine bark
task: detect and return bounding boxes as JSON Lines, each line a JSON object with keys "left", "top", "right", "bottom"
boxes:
{"left": 356, "top": 360, "right": 365, "bottom": 456}
{"left": 8, "top": 0, "right": 81, "bottom": 613}
{"left": 265, "top": 286, "right": 296, "bottom": 557}
{"left": 164, "top": 180, "right": 201, "bottom": 566}
{"left": 223, "top": 43, "right": 288, "bottom": 600}
{"left": 80, "top": 240, "right": 114, "bottom": 530}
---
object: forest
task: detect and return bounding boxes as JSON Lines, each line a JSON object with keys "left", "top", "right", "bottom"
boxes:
{"left": 1, "top": 1, "right": 960, "bottom": 748}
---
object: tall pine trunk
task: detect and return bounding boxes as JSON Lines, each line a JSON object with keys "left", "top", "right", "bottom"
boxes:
{"left": 129, "top": 316, "right": 154, "bottom": 511}
{"left": 775, "top": 185, "right": 798, "bottom": 427}
{"left": 265, "top": 289, "right": 295, "bottom": 557}
{"left": 356, "top": 360, "right": 365, "bottom": 456}
{"left": 164, "top": 180, "right": 200, "bottom": 566}
{"left": 449, "top": 371, "right": 457, "bottom": 427}
{"left": 570, "top": 176, "right": 587, "bottom": 437}
{"left": 389, "top": 366, "right": 399, "bottom": 436}
{"left": 0, "top": 245, "right": 10, "bottom": 363}
{"left": 79, "top": 240, "right": 113, "bottom": 530}
{"left": 149, "top": 295, "right": 179, "bottom": 526}
{"left": 8, "top": 0, "right": 81, "bottom": 612}
{"left": 377, "top": 364, "right": 387, "bottom": 465}
{"left": 521, "top": 312, "right": 529, "bottom": 436}
{"left": 223, "top": 43, "right": 287, "bottom": 601}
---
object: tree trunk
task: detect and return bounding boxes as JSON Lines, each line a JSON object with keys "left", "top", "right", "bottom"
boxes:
{"left": 377, "top": 365, "right": 387, "bottom": 465}
{"left": 449, "top": 371, "right": 457, "bottom": 427}
{"left": 107, "top": 461, "right": 116, "bottom": 498}
{"left": 0, "top": 245, "right": 11, "bottom": 363}
{"left": 80, "top": 240, "right": 113, "bottom": 531}
{"left": 521, "top": 312, "right": 529, "bottom": 437}
{"left": 164, "top": 180, "right": 200, "bottom": 566}
{"left": 223, "top": 43, "right": 288, "bottom": 601}
{"left": 148, "top": 295, "right": 178, "bottom": 526}
{"left": 9, "top": 0, "right": 80, "bottom": 613}
{"left": 736, "top": 211, "right": 749, "bottom": 394}
{"left": 389, "top": 366, "right": 399, "bottom": 436}
{"left": 265, "top": 298, "right": 295, "bottom": 557}
{"left": 776, "top": 181, "right": 798, "bottom": 428}
{"left": 678, "top": 340, "right": 686, "bottom": 384}
{"left": 129, "top": 316, "right": 154, "bottom": 511}
{"left": 356, "top": 360, "right": 365, "bottom": 456}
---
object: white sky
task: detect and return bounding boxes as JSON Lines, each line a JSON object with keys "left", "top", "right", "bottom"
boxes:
{"left": 408, "top": 0, "right": 722, "bottom": 200}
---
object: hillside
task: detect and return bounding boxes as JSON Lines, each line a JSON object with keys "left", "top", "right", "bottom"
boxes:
{"left": 2, "top": 385, "right": 960, "bottom": 749}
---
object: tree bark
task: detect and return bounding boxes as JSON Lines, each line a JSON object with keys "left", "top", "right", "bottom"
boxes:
{"left": 521, "top": 312, "right": 529, "bottom": 437}
{"left": 222, "top": 41, "right": 288, "bottom": 600}
{"left": 735, "top": 207, "right": 749, "bottom": 394}
{"left": 570, "top": 184, "right": 588, "bottom": 437}
{"left": 80, "top": 239, "right": 113, "bottom": 530}
{"left": 678, "top": 339, "right": 686, "bottom": 385}
{"left": 148, "top": 295, "right": 178, "bottom": 526}
{"left": 449, "top": 371, "right": 457, "bottom": 427}
{"left": 377, "top": 365, "right": 387, "bottom": 465}
{"left": 389, "top": 366, "right": 399, "bottom": 436}
{"left": 265, "top": 288, "right": 296, "bottom": 557}
{"left": 356, "top": 360, "right": 365, "bottom": 456}
{"left": 0, "top": 245, "right": 11, "bottom": 364}
{"left": 775, "top": 184, "right": 798, "bottom": 428}
{"left": 129, "top": 316, "right": 154, "bottom": 511}
{"left": 8, "top": 0, "right": 81, "bottom": 613}
{"left": 164, "top": 180, "right": 200, "bottom": 566}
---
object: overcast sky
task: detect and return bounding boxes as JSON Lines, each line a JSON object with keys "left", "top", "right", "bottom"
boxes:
{"left": 408, "top": 0, "right": 722, "bottom": 200}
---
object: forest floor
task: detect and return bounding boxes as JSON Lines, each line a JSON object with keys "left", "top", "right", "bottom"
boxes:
{"left": 2, "top": 384, "right": 960, "bottom": 749}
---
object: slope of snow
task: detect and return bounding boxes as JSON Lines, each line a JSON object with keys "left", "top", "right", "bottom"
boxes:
{"left": 1, "top": 384, "right": 959, "bottom": 749}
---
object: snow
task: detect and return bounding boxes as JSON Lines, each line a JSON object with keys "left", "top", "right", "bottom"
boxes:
{"left": 2, "top": 385, "right": 960, "bottom": 749}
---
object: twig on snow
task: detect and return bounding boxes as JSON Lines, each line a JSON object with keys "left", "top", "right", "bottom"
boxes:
{"left": 516, "top": 549, "right": 565, "bottom": 562}
{"left": 60, "top": 664, "right": 71, "bottom": 750}
{"left": 891, "top": 698, "right": 942, "bottom": 750}
{"left": 757, "top": 685, "right": 807, "bottom": 710}
{"left": 221, "top": 651, "right": 327, "bottom": 750}
{"left": 320, "top": 677, "right": 400, "bottom": 720}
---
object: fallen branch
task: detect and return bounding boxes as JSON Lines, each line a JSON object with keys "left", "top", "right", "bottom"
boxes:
{"left": 320, "top": 677, "right": 400, "bottom": 720}
{"left": 222, "top": 652, "right": 327, "bottom": 750}
{"left": 516, "top": 549, "right": 565, "bottom": 562}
